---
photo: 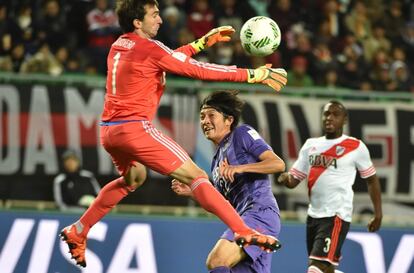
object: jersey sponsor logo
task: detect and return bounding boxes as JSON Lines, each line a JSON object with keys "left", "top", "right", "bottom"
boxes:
{"left": 309, "top": 154, "right": 337, "bottom": 169}
{"left": 308, "top": 138, "right": 360, "bottom": 195}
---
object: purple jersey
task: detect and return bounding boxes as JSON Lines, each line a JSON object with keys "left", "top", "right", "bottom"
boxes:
{"left": 212, "top": 124, "right": 281, "bottom": 273}
{"left": 211, "top": 124, "right": 280, "bottom": 215}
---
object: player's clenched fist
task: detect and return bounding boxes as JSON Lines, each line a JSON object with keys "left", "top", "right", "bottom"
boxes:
{"left": 277, "top": 172, "right": 290, "bottom": 186}
{"left": 247, "top": 64, "right": 288, "bottom": 92}
{"left": 171, "top": 179, "right": 193, "bottom": 197}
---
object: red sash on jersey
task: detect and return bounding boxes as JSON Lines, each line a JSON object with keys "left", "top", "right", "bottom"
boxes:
{"left": 308, "top": 138, "right": 360, "bottom": 196}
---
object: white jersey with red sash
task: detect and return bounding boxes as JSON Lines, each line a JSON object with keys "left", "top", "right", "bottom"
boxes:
{"left": 290, "top": 135, "right": 376, "bottom": 222}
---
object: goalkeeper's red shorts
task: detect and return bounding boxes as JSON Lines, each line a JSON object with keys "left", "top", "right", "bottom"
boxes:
{"left": 100, "top": 120, "right": 189, "bottom": 175}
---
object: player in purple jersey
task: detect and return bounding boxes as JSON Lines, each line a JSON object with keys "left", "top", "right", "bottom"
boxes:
{"left": 172, "top": 90, "right": 285, "bottom": 273}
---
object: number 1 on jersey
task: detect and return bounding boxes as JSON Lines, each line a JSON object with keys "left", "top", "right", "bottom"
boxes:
{"left": 112, "top": 52, "right": 121, "bottom": 95}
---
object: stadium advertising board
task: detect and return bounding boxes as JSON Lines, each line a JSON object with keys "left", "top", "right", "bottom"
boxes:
{"left": 0, "top": 211, "right": 413, "bottom": 273}
{"left": 0, "top": 84, "right": 413, "bottom": 205}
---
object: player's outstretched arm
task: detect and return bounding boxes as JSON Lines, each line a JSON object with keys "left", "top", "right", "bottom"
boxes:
{"left": 277, "top": 172, "right": 301, "bottom": 189}
{"left": 247, "top": 64, "right": 288, "bottom": 92}
{"left": 190, "top": 26, "right": 235, "bottom": 53}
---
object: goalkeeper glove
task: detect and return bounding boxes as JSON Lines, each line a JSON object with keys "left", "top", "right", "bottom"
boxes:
{"left": 247, "top": 64, "right": 288, "bottom": 92}
{"left": 191, "top": 26, "right": 235, "bottom": 53}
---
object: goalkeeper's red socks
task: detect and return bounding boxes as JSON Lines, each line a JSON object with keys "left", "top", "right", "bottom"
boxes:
{"left": 190, "top": 177, "right": 250, "bottom": 234}
{"left": 78, "top": 177, "right": 132, "bottom": 236}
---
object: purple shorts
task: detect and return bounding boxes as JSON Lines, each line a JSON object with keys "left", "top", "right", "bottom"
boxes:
{"left": 221, "top": 206, "right": 281, "bottom": 273}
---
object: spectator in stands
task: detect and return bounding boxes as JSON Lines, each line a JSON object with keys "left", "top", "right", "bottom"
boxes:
{"left": 287, "top": 56, "right": 314, "bottom": 87}
{"left": 391, "top": 46, "right": 408, "bottom": 64}
{"left": 187, "top": 0, "right": 214, "bottom": 39}
{"left": 213, "top": 0, "right": 243, "bottom": 37}
{"left": 383, "top": 0, "right": 406, "bottom": 44}
{"left": 322, "top": 0, "right": 346, "bottom": 37}
{"left": 364, "top": 0, "right": 385, "bottom": 23}
{"left": 399, "top": 21, "right": 414, "bottom": 70}
{"left": 20, "top": 42, "right": 63, "bottom": 75}
{"left": 362, "top": 22, "right": 391, "bottom": 62}
{"left": 86, "top": 0, "right": 121, "bottom": 74}
{"left": 0, "top": 42, "right": 26, "bottom": 72}
{"left": 337, "top": 40, "right": 368, "bottom": 89}
{"left": 53, "top": 150, "right": 101, "bottom": 211}
{"left": 58, "top": 48, "right": 84, "bottom": 75}
{"left": 370, "top": 63, "right": 398, "bottom": 92}
{"left": 345, "top": 1, "right": 372, "bottom": 42}
{"left": 369, "top": 48, "right": 391, "bottom": 80}
{"left": 322, "top": 68, "right": 341, "bottom": 91}
{"left": 158, "top": 5, "right": 186, "bottom": 49}
{"left": 268, "top": 0, "right": 299, "bottom": 37}
{"left": 13, "top": 3, "right": 34, "bottom": 45}
{"left": 267, "top": 0, "right": 299, "bottom": 57}
{"left": 315, "top": 0, "right": 347, "bottom": 52}
{"left": 11, "top": 3, "right": 38, "bottom": 56}
{"left": 337, "top": 30, "right": 363, "bottom": 60}
{"left": 390, "top": 60, "right": 414, "bottom": 92}
{"left": 35, "top": 0, "right": 69, "bottom": 51}
{"left": 359, "top": 80, "right": 374, "bottom": 92}
{"left": 177, "top": 27, "right": 195, "bottom": 47}
{"left": 0, "top": 3, "right": 15, "bottom": 56}
{"left": 284, "top": 30, "right": 313, "bottom": 72}
{"left": 312, "top": 41, "right": 337, "bottom": 85}
{"left": 65, "top": 57, "right": 82, "bottom": 74}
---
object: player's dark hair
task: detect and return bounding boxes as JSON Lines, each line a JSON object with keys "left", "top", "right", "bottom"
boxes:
{"left": 200, "top": 90, "right": 245, "bottom": 131}
{"left": 116, "top": 0, "right": 159, "bottom": 33}
{"left": 328, "top": 100, "right": 348, "bottom": 116}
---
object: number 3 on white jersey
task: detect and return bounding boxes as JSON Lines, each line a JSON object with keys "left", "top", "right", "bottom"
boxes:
{"left": 112, "top": 52, "right": 121, "bottom": 94}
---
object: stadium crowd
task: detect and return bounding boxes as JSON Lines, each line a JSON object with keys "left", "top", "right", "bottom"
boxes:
{"left": 0, "top": 0, "right": 413, "bottom": 92}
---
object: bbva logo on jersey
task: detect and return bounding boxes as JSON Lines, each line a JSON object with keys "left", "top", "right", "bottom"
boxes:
{"left": 309, "top": 154, "right": 337, "bottom": 169}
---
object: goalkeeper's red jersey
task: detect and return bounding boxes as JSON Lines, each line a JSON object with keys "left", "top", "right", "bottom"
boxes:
{"left": 102, "top": 32, "right": 248, "bottom": 122}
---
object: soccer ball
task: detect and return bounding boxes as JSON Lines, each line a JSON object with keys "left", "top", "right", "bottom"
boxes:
{"left": 240, "top": 16, "right": 281, "bottom": 57}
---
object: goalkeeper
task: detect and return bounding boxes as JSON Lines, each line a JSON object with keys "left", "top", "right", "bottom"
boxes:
{"left": 60, "top": 0, "right": 287, "bottom": 268}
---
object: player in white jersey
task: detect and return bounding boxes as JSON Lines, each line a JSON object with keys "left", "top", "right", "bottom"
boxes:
{"left": 278, "top": 100, "right": 382, "bottom": 273}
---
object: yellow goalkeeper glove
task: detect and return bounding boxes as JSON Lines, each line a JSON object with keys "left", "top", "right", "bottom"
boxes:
{"left": 247, "top": 64, "right": 288, "bottom": 92}
{"left": 191, "top": 26, "right": 235, "bottom": 53}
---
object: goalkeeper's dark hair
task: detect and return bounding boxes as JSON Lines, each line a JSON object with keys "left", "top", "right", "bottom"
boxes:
{"left": 116, "top": 0, "right": 159, "bottom": 33}
{"left": 200, "top": 90, "right": 245, "bottom": 131}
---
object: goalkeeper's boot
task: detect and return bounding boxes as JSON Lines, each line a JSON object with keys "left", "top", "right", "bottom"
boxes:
{"left": 60, "top": 224, "right": 87, "bottom": 267}
{"left": 234, "top": 229, "right": 281, "bottom": 253}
